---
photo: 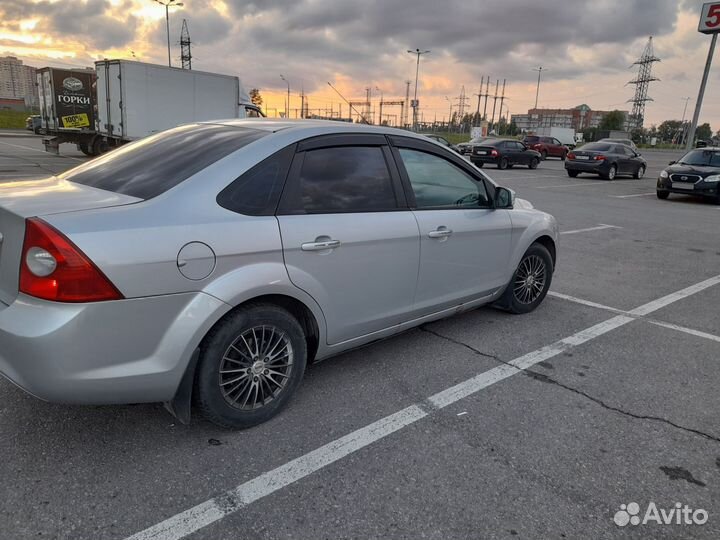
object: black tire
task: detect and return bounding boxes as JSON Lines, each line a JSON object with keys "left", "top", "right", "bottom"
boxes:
{"left": 78, "top": 141, "right": 94, "bottom": 156}
{"left": 567, "top": 170, "right": 579, "bottom": 178}
{"left": 602, "top": 164, "right": 617, "bottom": 180}
{"left": 498, "top": 157, "right": 508, "bottom": 170}
{"left": 91, "top": 136, "right": 109, "bottom": 156}
{"left": 529, "top": 157, "right": 539, "bottom": 169}
{"left": 656, "top": 191, "right": 669, "bottom": 200}
{"left": 633, "top": 165, "right": 645, "bottom": 179}
{"left": 475, "top": 162, "right": 484, "bottom": 168}
{"left": 495, "top": 243, "right": 554, "bottom": 314}
{"left": 195, "top": 303, "right": 307, "bottom": 429}
{"left": 561, "top": 151, "right": 567, "bottom": 161}
{"left": 540, "top": 150, "right": 548, "bottom": 161}
{"left": 33, "top": 126, "right": 41, "bottom": 135}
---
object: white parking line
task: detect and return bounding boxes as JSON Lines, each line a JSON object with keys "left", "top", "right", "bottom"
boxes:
{"left": 548, "top": 291, "right": 626, "bottom": 314}
{"left": 0, "top": 140, "right": 84, "bottom": 162}
{"left": 560, "top": 224, "right": 621, "bottom": 235}
{"left": 613, "top": 193, "right": 656, "bottom": 198}
{"left": 535, "top": 182, "right": 607, "bottom": 189}
{"left": 125, "top": 274, "right": 720, "bottom": 540}
{"left": 646, "top": 320, "right": 720, "bottom": 343}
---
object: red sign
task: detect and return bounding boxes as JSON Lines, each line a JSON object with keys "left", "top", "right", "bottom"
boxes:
{"left": 699, "top": 2, "right": 720, "bottom": 33}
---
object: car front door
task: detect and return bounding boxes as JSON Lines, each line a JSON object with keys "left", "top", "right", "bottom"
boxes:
{"left": 616, "top": 145, "right": 633, "bottom": 174}
{"left": 514, "top": 141, "right": 532, "bottom": 165}
{"left": 390, "top": 138, "right": 513, "bottom": 315}
{"left": 277, "top": 136, "right": 420, "bottom": 344}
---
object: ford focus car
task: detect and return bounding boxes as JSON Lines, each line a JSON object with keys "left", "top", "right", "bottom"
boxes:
{"left": 0, "top": 120, "right": 558, "bottom": 428}
{"left": 656, "top": 147, "right": 720, "bottom": 203}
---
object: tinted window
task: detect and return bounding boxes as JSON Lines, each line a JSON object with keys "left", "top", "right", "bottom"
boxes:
{"left": 552, "top": 138, "right": 562, "bottom": 145}
{"left": 217, "top": 145, "right": 294, "bottom": 216}
{"left": 580, "top": 143, "right": 613, "bottom": 152}
{"left": 290, "top": 146, "right": 396, "bottom": 213}
{"left": 678, "top": 150, "right": 720, "bottom": 167}
{"left": 399, "top": 148, "right": 489, "bottom": 209}
{"left": 61, "top": 124, "right": 266, "bottom": 199}
{"left": 541, "top": 137, "right": 553, "bottom": 144}
{"left": 524, "top": 136, "right": 540, "bottom": 143}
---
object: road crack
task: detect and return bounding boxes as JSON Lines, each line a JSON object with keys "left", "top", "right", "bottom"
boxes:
{"left": 420, "top": 326, "right": 720, "bottom": 444}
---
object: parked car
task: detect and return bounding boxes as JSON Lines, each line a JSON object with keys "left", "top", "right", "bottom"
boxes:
{"left": 565, "top": 142, "right": 647, "bottom": 180}
{"left": 522, "top": 136, "right": 569, "bottom": 160}
{"left": 656, "top": 147, "right": 720, "bottom": 203}
{"left": 25, "top": 115, "right": 41, "bottom": 134}
{"left": 422, "top": 133, "right": 460, "bottom": 153}
{"left": 457, "top": 136, "right": 490, "bottom": 155}
{"left": 469, "top": 138, "right": 542, "bottom": 169}
{"left": 598, "top": 138, "right": 638, "bottom": 152}
{"left": 0, "top": 120, "right": 558, "bottom": 428}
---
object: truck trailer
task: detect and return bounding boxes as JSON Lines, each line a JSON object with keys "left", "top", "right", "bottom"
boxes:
{"left": 41, "top": 59, "right": 262, "bottom": 156}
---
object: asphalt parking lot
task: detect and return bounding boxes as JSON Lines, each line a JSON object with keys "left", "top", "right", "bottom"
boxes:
{"left": 1, "top": 133, "right": 719, "bottom": 539}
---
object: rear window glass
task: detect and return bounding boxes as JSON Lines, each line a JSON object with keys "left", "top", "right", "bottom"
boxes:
{"left": 524, "top": 136, "right": 540, "bottom": 143}
{"left": 580, "top": 143, "right": 613, "bottom": 152}
{"left": 60, "top": 124, "right": 266, "bottom": 199}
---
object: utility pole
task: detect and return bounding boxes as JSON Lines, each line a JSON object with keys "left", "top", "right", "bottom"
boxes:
{"left": 403, "top": 80, "right": 411, "bottom": 127}
{"left": 482, "top": 77, "right": 490, "bottom": 121}
{"left": 407, "top": 48, "right": 430, "bottom": 131}
{"left": 376, "top": 87, "right": 383, "bottom": 126}
{"left": 280, "top": 75, "right": 290, "bottom": 118}
{"left": 533, "top": 66, "right": 544, "bottom": 109}
{"left": 155, "top": 0, "right": 184, "bottom": 67}
{"left": 679, "top": 96, "right": 691, "bottom": 145}
{"left": 498, "top": 79, "right": 507, "bottom": 132}
{"left": 686, "top": 32, "right": 717, "bottom": 150}
{"left": 490, "top": 79, "right": 499, "bottom": 133}
{"left": 474, "top": 76, "right": 484, "bottom": 125}
{"left": 300, "top": 83, "right": 306, "bottom": 119}
{"left": 445, "top": 96, "right": 453, "bottom": 130}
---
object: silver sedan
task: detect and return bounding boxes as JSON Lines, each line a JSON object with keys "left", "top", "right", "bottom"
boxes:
{"left": 0, "top": 120, "right": 558, "bottom": 428}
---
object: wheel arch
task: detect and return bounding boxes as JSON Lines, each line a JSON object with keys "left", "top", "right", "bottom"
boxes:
{"left": 533, "top": 235, "right": 557, "bottom": 267}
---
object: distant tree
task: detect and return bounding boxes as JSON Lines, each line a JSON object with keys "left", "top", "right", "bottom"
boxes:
{"left": 657, "top": 120, "right": 682, "bottom": 142}
{"left": 249, "top": 88, "right": 263, "bottom": 108}
{"left": 598, "top": 110, "right": 626, "bottom": 131}
{"left": 696, "top": 122, "right": 712, "bottom": 140}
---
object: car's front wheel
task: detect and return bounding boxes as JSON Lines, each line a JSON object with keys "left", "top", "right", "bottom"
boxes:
{"left": 529, "top": 157, "right": 539, "bottom": 169}
{"left": 540, "top": 150, "right": 548, "bottom": 160}
{"left": 495, "top": 243, "right": 553, "bottom": 314}
{"left": 656, "top": 190, "right": 669, "bottom": 200}
{"left": 195, "top": 304, "right": 307, "bottom": 429}
{"left": 633, "top": 165, "right": 645, "bottom": 179}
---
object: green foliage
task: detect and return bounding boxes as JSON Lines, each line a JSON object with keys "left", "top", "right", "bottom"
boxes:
{"left": 696, "top": 122, "right": 712, "bottom": 140}
{"left": 598, "top": 110, "right": 626, "bottom": 131}
{"left": 0, "top": 110, "right": 29, "bottom": 129}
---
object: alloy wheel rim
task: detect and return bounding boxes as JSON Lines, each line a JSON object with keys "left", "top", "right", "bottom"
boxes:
{"left": 513, "top": 255, "right": 547, "bottom": 305}
{"left": 218, "top": 325, "right": 294, "bottom": 410}
{"left": 638, "top": 167, "right": 645, "bottom": 178}
{"left": 609, "top": 167, "right": 616, "bottom": 179}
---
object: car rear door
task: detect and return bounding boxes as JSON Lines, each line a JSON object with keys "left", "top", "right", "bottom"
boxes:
{"left": 389, "top": 136, "right": 512, "bottom": 315}
{"left": 276, "top": 134, "right": 420, "bottom": 345}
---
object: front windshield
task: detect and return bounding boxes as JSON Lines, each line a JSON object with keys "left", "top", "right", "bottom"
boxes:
{"left": 678, "top": 149, "right": 720, "bottom": 167}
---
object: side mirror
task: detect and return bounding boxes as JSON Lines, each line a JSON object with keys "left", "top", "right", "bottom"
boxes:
{"left": 495, "top": 187, "right": 515, "bottom": 209}
{"left": 668, "top": 160, "right": 676, "bottom": 165}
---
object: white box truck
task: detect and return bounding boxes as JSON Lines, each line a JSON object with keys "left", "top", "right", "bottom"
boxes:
{"left": 93, "top": 60, "right": 262, "bottom": 154}
{"left": 535, "top": 127, "right": 576, "bottom": 147}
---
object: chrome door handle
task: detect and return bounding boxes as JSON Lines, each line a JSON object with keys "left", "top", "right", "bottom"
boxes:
{"left": 427, "top": 228, "right": 453, "bottom": 239}
{"left": 301, "top": 239, "right": 341, "bottom": 251}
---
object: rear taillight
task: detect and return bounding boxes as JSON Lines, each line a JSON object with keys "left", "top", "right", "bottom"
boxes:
{"left": 594, "top": 155, "right": 606, "bottom": 161}
{"left": 20, "top": 218, "right": 124, "bottom": 303}
{"left": 567, "top": 153, "right": 576, "bottom": 160}
{"left": 491, "top": 149, "right": 498, "bottom": 157}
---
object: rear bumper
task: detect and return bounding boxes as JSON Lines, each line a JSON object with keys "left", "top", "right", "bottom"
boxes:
{"left": 0, "top": 292, "right": 229, "bottom": 404}
{"left": 657, "top": 177, "right": 720, "bottom": 198}
{"left": 470, "top": 155, "right": 498, "bottom": 165}
{"left": 564, "top": 160, "right": 608, "bottom": 174}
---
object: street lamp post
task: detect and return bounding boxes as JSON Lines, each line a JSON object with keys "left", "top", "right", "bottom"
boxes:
{"left": 532, "top": 66, "right": 544, "bottom": 109}
{"left": 375, "top": 86, "right": 383, "bottom": 125}
{"left": 407, "top": 48, "right": 430, "bottom": 131}
{"left": 280, "top": 75, "right": 290, "bottom": 118}
{"left": 154, "top": 0, "right": 184, "bottom": 67}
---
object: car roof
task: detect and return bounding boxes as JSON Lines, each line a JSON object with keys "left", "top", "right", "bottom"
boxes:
{"left": 201, "top": 118, "right": 428, "bottom": 140}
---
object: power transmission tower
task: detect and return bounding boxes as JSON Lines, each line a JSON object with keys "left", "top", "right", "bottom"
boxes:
{"left": 180, "top": 19, "right": 192, "bottom": 70}
{"left": 455, "top": 86, "right": 469, "bottom": 128}
{"left": 482, "top": 77, "right": 491, "bottom": 121}
{"left": 627, "top": 36, "right": 660, "bottom": 129}
{"left": 490, "top": 79, "right": 499, "bottom": 131}
{"left": 498, "top": 79, "right": 507, "bottom": 127}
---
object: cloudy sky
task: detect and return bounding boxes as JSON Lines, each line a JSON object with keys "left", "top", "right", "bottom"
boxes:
{"left": 1, "top": 0, "right": 718, "bottom": 130}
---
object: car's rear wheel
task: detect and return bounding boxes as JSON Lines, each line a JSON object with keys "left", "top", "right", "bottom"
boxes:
{"left": 567, "top": 170, "right": 579, "bottom": 178}
{"left": 561, "top": 151, "right": 567, "bottom": 161}
{"left": 540, "top": 150, "right": 548, "bottom": 161}
{"left": 495, "top": 243, "right": 553, "bottom": 314}
{"left": 195, "top": 304, "right": 307, "bottom": 429}
{"left": 602, "top": 164, "right": 617, "bottom": 180}
{"left": 475, "top": 162, "right": 484, "bottom": 168}
{"left": 656, "top": 190, "right": 669, "bottom": 200}
{"left": 498, "top": 157, "right": 508, "bottom": 170}
{"left": 529, "top": 157, "right": 539, "bottom": 169}
{"left": 633, "top": 165, "right": 645, "bottom": 179}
